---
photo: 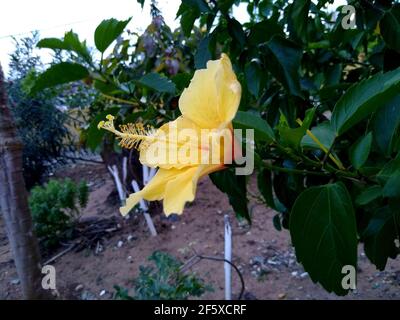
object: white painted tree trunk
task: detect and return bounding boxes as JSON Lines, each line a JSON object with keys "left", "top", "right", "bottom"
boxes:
{"left": 224, "top": 214, "right": 232, "bottom": 300}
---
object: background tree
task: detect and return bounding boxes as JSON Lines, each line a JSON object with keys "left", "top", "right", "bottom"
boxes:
{"left": 0, "top": 63, "right": 49, "bottom": 299}
{"left": 7, "top": 32, "right": 70, "bottom": 188}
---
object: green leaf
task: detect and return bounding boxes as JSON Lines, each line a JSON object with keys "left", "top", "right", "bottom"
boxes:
{"left": 194, "top": 36, "right": 211, "bottom": 69}
{"left": 290, "top": 182, "right": 358, "bottom": 295}
{"left": 37, "top": 38, "right": 68, "bottom": 50}
{"left": 38, "top": 31, "right": 91, "bottom": 62}
{"left": 233, "top": 111, "right": 275, "bottom": 143}
{"left": 372, "top": 95, "right": 400, "bottom": 156}
{"left": 94, "top": 80, "right": 122, "bottom": 95}
{"left": 288, "top": 0, "right": 311, "bottom": 43}
{"left": 138, "top": 73, "right": 176, "bottom": 94}
{"left": 301, "top": 122, "right": 335, "bottom": 150}
{"left": 171, "top": 73, "right": 192, "bottom": 92}
{"left": 382, "top": 169, "right": 400, "bottom": 198}
{"left": 209, "top": 169, "right": 250, "bottom": 222}
{"left": 245, "top": 61, "right": 262, "bottom": 97}
{"left": 279, "top": 108, "right": 315, "bottom": 150}
{"left": 248, "top": 21, "right": 283, "bottom": 45}
{"left": 86, "top": 107, "right": 119, "bottom": 151}
{"left": 94, "top": 18, "right": 131, "bottom": 53}
{"left": 177, "top": 1, "right": 207, "bottom": 37}
{"left": 273, "top": 214, "right": 282, "bottom": 231}
{"left": 349, "top": 132, "right": 373, "bottom": 170}
{"left": 227, "top": 18, "right": 245, "bottom": 49}
{"left": 331, "top": 67, "right": 400, "bottom": 135}
{"left": 180, "top": 8, "right": 199, "bottom": 37}
{"left": 32, "top": 62, "right": 89, "bottom": 94}
{"left": 363, "top": 207, "right": 400, "bottom": 270}
{"left": 217, "top": 0, "right": 235, "bottom": 13}
{"left": 257, "top": 168, "right": 277, "bottom": 211}
{"left": 182, "top": 0, "right": 210, "bottom": 13}
{"left": 380, "top": 5, "right": 400, "bottom": 52}
{"left": 376, "top": 153, "right": 400, "bottom": 185}
{"left": 355, "top": 185, "right": 383, "bottom": 206}
{"left": 136, "top": 0, "right": 145, "bottom": 8}
{"left": 264, "top": 35, "right": 303, "bottom": 98}
{"left": 63, "top": 31, "right": 91, "bottom": 62}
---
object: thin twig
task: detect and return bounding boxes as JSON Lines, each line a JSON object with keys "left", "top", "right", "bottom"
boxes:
{"left": 181, "top": 250, "right": 245, "bottom": 300}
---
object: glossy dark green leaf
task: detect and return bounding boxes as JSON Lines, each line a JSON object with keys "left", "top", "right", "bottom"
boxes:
{"left": 227, "top": 18, "right": 246, "bottom": 49}
{"left": 372, "top": 95, "right": 400, "bottom": 156}
{"left": 182, "top": 0, "right": 210, "bottom": 13}
{"left": 290, "top": 182, "right": 358, "bottom": 295}
{"left": 380, "top": 5, "right": 400, "bottom": 52}
{"left": 94, "top": 18, "right": 131, "bottom": 53}
{"left": 31, "top": 62, "right": 89, "bottom": 93}
{"left": 257, "top": 168, "right": 277, "bottom": 211}
{"left": 273, "top": 214, "right": 282, "bottom": 231}
{"left": 209, "top": 169, "right": 250, "bottom": 222}
{"left": 301, "top": 122, "right": 335, "bottom": 150}
{"left": 363, "top": 207, "right": 400, "bottom": 270}
{"left": 194, "top": 36, "right": 211, "bottom": 69}
{"left": 279, "top": 108, "right": 315, "bottom": 150}
{"left": 331, "top": 67, "right": 400, "bottom": 135}
{"left": 376, "top": 153, "right": 400, "bottom": 185}
{"left": 245, "top": 61, "right": 263, "bottom": 97}
{"left": 233, "top": 111, "right": 275, "bottom": 143}
{"left": 248, "top": 21, "right": 283, "bottom": 45}
{"left": 349, "top": 132, "right": 373, "bottom": 170}
{"left": 180, "top": 7, "right": 199, "bottom": 37}
{"left": 217, "top": 0, "right": 235, "bottom": 13}
{"left": 382, "top": 169, "right": 400, "bottom": 198}
{"left": 171, "top": 73, "right": 192, "bottom": 92}
{"left": 264, "top": 35, "right": 303, "bottom": 97}
{"left": 355, "top": 185, "right": 383, "bottom": 206}
{"left": 138, "top": 73, "right": 176, "bottom": 94}
{"left": 288, "top": 0, "right": 311, "bottom": 43}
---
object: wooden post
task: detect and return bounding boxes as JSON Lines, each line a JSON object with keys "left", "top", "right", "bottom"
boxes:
{"left": 224, "top": 214, "right": 232, "bottom": 300}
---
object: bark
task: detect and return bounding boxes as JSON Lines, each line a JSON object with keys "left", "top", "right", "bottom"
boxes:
{"left": 0, "top": 64, "right": 50, "bottom": 299}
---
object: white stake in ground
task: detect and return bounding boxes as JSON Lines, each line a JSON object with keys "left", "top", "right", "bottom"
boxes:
{"left": 131, "top": 179, "right": 157, "bottom": 237}
{"left": 224, "top": 214, "right": 232, "bottom": 300}
{"left": 107, "top": 164, "right": 126, "bottom": 205}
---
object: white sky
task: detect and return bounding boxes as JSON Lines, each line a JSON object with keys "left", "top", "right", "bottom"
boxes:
{"left": 0, "top": 0, "right": 346, "bottom": 76}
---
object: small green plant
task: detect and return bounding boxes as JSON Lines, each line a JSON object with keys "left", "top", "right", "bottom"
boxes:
{"left": 114, "top": 251, "right": 212, "bottom": 300}
{"left": 29, "top": 178, "right": 89, "bottom": 247}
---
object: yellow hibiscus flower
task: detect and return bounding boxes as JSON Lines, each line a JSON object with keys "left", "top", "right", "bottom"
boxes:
{"left": 98, "top": 53, "right": 241, "bottom": 216}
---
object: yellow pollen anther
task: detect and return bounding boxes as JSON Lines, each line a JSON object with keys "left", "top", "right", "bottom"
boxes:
{"left": 97, "top": 116, "right": 156, "bottom": 151}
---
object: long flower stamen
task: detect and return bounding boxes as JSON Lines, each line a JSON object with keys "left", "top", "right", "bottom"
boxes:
{"left": 98, "top": 114, "right": 156, "bottom": 150}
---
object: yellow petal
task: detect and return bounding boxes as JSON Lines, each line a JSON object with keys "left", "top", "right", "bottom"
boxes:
{"left": 179, "top": 53, "right": 241, "bottom": 129}
{"left": 120, "top": 164, "right": 224, "bottom": 216}
{"left": 163, "top": 166, "right": 200, "bottom": 215}
{"left": 120, "top": 168, "right": 180, "bottom": 216}
{"left": 163, "top": 164, "right": 224, "bottom": 215}
{"left": 139, "top": 116, "right": 203, "bottom": 169}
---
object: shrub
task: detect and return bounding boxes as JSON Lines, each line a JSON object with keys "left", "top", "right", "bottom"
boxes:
{"left": 114, "top": 251, "right": 212, "bottom": 300}
{"left": 7, "top": 32, "right": 69, "bottom": 188}
{"left": 29, "top": 178, "right": 89, "bottom": 247}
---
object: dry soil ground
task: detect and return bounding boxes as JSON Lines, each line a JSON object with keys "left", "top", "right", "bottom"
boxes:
{"left": 1, "top": 163, "right": 399, "bottom": 300}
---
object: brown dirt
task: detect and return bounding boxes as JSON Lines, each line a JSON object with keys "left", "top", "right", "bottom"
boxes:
{"left": 1, "top": 163, "right": 399, "bottom": 300}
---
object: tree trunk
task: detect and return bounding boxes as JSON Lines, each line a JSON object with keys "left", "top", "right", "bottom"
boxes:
{"left": 0, "top": 64, "right": 49, "bottom": 299}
